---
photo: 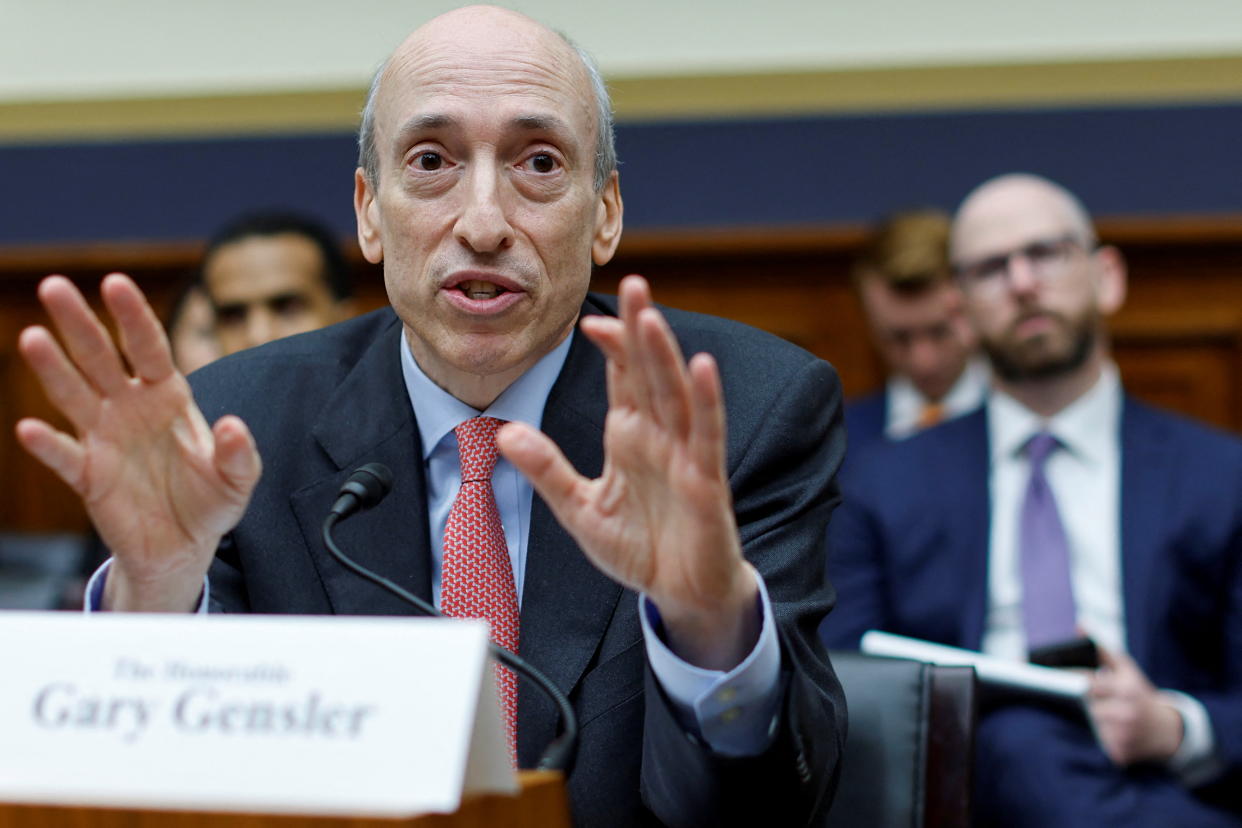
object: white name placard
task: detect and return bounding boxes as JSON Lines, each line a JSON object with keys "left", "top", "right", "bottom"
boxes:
{"left": 0, "top": 611, "right": 515, "bottom": 816}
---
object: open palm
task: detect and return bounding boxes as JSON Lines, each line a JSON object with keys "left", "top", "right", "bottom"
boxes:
{"left": 17, "top": 274, "right": 260, "bottom": 610}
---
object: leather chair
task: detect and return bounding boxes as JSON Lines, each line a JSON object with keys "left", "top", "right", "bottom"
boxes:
{"left": 0, "top": 532, "right": 88, "bottom": 610}
{"left": 826, "top": 651, "right": 977, "bottom": 828}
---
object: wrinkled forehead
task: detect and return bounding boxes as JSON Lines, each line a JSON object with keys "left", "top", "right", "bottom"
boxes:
{"left": 373, "top": 16, "right": 596, "bottom": 152}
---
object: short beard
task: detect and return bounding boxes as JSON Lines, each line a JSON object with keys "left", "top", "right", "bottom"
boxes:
{"left": 984, "top": 316, "right": 1096, "bottom": 383}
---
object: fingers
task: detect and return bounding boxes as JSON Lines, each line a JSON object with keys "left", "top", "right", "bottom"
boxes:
{"left": 15, "top": 418, "right": 86, "bottom": 493}
{"left": 496, "top": 422, "right": 588, "bottom": 524}
{"left": 37, "top": 276, "right": 130, "bottom": 395}
{"left": 585, "top": 275, "right": 727, "bottom": 474}
{"left": 212, "top": 416, "right": 263, "bottom": 494}
{"left": 618, "top": 275, "right": 655, "bottom": 414}
{"left": 17, "top": 326, "right": 101, "bottom": 432}
{"left": 636, "top": 308, "right": 692, "bottom": 437}
{"left": 101, "top": 273, "right": 177, "bottom": 384}
{"left": 586, "top": 276, "right": 696, "bottom": 435}
{"left": 688, "top": 352, "right": 727, "bottom": 474}
{"left": 1095, "top": 645, "right": 1121, "bottom": 670}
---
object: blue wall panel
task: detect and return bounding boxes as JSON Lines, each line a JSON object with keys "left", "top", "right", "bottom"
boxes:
{"left": 1, "top": 102, "right": 1239, "bottom": 246}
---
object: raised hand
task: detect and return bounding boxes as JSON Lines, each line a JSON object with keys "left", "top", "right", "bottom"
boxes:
{"left": 16, "top": 274, "right": 261, "bottom": 611}
{"left": 498, "top": 275, "right": 759, "bottom": 670}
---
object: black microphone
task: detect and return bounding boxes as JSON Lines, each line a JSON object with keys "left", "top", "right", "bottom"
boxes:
{"left": 329, "top": 463, "right": 393, "bottom": 518}
{"left": 321, "top": 463, "right": 578, "bottom": 773}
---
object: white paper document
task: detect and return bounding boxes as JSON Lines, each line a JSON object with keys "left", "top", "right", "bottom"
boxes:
{"left": 861, "top": 630, "right": 1090, "bottom": 700}
{"left": 0, "top": 611, "right": 516, "bottom": 816}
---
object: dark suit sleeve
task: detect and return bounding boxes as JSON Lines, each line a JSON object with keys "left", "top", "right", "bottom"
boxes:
{"left": 639, "top": 356, "right": 847, "bottom": 828}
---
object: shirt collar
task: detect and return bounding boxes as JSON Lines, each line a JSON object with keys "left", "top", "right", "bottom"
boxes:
{"left": 988, "top": 362, "right": 1121, "bottom": 466}
{"left": 885, "top": 356, "right": 990, "bottom": 437}
{"left": 399, "top": 329, "right": 575, "bottom": 459}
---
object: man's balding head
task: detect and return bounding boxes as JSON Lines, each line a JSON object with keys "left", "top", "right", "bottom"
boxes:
{"left": 949, "top": 173, "right": 1125, "bottom": 392}
{"left": 351, "top": 4, "right": 624, "bottom": 409}
{"left": 358, "top": 6, "right": 616, "bottom": 192}
{"left": 951, "top": 173, "right": 1096, "bottom": 265}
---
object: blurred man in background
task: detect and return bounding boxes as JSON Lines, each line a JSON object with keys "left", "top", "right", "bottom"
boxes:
{"left": 846, "top": 208, "right": 987, "bottom": 448}
{"left": 165, "top": 279, "right": 222, "bottom": 373}
{"left": 824, "top": 173, "right": 1241, "bottom": 825}
{"left": 200, "top": 211, "right": 355, "bottom": 354}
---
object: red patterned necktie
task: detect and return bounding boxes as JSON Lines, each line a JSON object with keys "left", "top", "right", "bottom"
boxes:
{"left": 440, "top": 416, "right": 520, "bottom": 764}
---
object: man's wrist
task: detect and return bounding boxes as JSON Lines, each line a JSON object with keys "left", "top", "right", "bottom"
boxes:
{"left": 655, "top": 562, "right": 762, "bottom": 671}
{"left": 102, "top": 557, "right": 210, "bottom": 613}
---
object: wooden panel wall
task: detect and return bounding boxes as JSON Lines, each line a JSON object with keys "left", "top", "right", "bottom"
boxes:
{"left": 2, "top": 218, "right": 1240, "bottom": 533}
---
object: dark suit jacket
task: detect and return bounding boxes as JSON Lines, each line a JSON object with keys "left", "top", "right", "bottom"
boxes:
{"left": 190, "top": 295, "right": 847, "bottom": 828}
{"left": 822, "top": 401, "right": 1242, "bottom": 798}
{"left": 843, "top": 389, "right": 888, "bottom": 454}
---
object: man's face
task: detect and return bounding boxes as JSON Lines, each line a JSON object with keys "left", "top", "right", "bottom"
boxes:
{"left": 858, "top": 277, "right": 975, "bottom": 401}
{"left": 204, "top": 233, "right": 346, "bottom": 355}
{"left": 951, "top": 187, "right": 1118, "bottom": 382}
{"left": 168, "top": 285, "right": 221, "bottom": 374}
{"left": 354, "top": 9, "right": 622, "bottom": 406}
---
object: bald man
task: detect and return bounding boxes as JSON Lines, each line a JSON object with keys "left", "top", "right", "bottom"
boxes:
{"left": 822, "top": 174, "right": 1242, "bottom": 825}
{"left": 18, "top": 7, "right": 845, "bottom": 826}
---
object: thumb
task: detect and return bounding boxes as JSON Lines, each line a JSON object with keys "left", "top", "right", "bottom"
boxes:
{"left": 212, "top": 415, "right": 262, "bottom": 493}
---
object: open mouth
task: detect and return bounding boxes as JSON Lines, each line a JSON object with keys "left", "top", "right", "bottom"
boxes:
{"left": 457, "top": 280, "right": 507, "bottom": 300}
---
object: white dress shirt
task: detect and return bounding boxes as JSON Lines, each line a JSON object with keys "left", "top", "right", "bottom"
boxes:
{"left": 982, "top": 365, "right": 1216, "bottom": 781}
{"left": 885, "top": 357, "right": 989, "bottom": 440}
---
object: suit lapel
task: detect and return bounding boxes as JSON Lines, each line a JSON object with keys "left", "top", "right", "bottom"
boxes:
{"left": 517, "top": 300, "right": 625, "bottom": 760}
{"left": 290, "top": 316, "right": 435, "bottom": 615}
{"left": 1118, "top": 398, "right": 1170, "bottom": 668}
{"left": 951, "top": 409, "right": 993, "bottom": 650}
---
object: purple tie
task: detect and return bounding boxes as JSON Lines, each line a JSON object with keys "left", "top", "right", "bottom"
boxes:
{"left": 1019, "top": 432, "right": 1078, "bottom": 650}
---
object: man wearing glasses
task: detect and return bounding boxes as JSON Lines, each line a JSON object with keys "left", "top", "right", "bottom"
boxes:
{"left": 822, "top": 173, "right": 1241, "bottom": 825}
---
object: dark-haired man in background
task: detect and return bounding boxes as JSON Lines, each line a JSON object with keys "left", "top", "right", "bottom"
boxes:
{"left": 17, "top": 7, "right": 845, "bottom": 826}
{"left": 200, "top": 211, "right": 356, "bottom": 354}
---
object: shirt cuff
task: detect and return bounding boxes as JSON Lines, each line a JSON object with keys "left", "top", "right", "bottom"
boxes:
{"left": 639, "top": 572, "right": 782, "bottom": 757}
{"left": 83, "top": 558, "right": 211, "bottom": 615}
{"left": 1161, "top": 689, "right": 1225, "bottom": 788}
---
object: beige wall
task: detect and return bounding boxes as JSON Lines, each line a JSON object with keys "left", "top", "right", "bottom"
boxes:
{"left": 3, "top": 0, "right": 1242, "bottom": 103}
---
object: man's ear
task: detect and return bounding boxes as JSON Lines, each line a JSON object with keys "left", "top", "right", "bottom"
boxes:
{"left": 591, "top": 171, "right": 624, "bottom": 266}
{"left": 354, "top": 168, "right": 384, "bottom": 264}
{"left": 1093, "top": 244, "right": 1127, "bottom": 316}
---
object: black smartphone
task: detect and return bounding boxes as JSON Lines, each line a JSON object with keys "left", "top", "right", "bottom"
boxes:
{"left": 1028, "top": 637, "right": 1100, "bottom": 669}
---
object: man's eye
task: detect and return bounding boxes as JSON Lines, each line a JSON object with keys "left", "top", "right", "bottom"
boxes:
{"left": 414, "top": 151, "right": 443, "bottom": 171}
{"left": 1025, "top": 242, "right": 1058, "bottom": 264}
{"left": 215, "top": 306, "right": 246, "bottom": 326}
{"left": 270, "top": 295, "right": 308, "bottom": 317}
{"left": 527, "top": 153, "right": 557, "bottom": 173}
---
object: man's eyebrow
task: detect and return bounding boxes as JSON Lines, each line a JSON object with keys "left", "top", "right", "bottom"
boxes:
{"left": 512, "top": 114, "right": 571, "bottom": 134}
{"left": 394, "top": 114, "right": 459, "bottom": 144}
{"left": 392, "top": 113, "right": 574, "bottom": 147}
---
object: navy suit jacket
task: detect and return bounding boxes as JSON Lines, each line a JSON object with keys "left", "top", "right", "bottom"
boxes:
{"left": 843, "top": 389, "right": 888, "bottom": 457}
{"left": 189, "top": 295, "right": 847, "bottom": 827}
{"left": 822, "top": 401, "right": 1242, "bottom": 794}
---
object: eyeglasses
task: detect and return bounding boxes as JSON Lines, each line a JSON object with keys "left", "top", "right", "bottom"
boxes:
{"left": 953, "top": 235, "right": 1092, "bottom": 292}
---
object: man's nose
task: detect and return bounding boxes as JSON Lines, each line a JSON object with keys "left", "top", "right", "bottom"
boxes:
{"left": 1005, "top": 253, "right": 1040, "bottom": 294}
{"left": 243, "top": 308, "right": 275, "bottom": 348}
{"left": 454, "top": 165, "right": 515, "bottom": 254}
{"left": 909, "top": 337, "right": 942, "bottom": 377}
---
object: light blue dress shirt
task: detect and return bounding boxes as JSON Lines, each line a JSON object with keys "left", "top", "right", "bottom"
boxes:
{"left": 398, "top": 330, "right": 782, "bottom": 756}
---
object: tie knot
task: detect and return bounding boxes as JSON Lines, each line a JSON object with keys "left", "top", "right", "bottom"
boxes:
{"left": 1025, "top": 431, "right": 1059, "bottom": 468}
{"left": 455, "top": 416, "right": 506, "bottom": 482}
